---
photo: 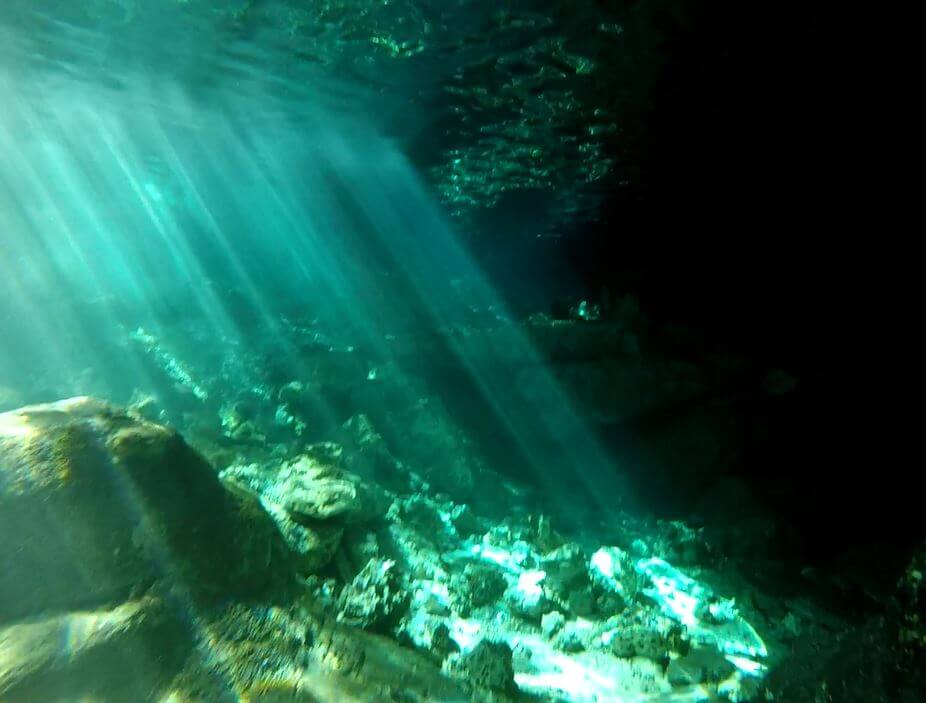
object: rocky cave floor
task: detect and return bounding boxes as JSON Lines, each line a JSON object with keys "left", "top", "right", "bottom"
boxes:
{"left": 1, "top": 304, "right": 923, "bottom": 702}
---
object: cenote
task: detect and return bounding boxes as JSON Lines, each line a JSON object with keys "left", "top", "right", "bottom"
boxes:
{"left": 0, "top": 3, "right": 919, "bottom": 703}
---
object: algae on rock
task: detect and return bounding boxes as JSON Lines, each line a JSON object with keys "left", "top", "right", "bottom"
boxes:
{"left": 0, "top": 397, "right": 293, "bottom": 624}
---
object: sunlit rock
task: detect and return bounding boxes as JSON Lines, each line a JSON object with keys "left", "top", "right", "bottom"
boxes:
{"left": 506, "top": 569, "right": 551, "bottom": 622}
{"left": 0, "top": 397, "right": 293, "bottom": 623}
{"left": 636, "top": 557, "right": 767, "bottom": 662}
{"left": 389, "top": 495, "right": 772, "bottom": 701}
{"left": 261, "top": 499, "right": 345, "bottom": 574}
{"left": 541, "top": 610, "right": 566, "bottom": 637}
{"left": 278, "top": 456, "right": 389, "bottom": 524}
{"left": 588, "top": 546, "right": 636, "bottom": 615}
{"left": 220, "top": 453, "right": 388, "bottom": 574}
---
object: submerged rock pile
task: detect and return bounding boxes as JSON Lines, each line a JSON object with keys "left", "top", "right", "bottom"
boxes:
{"left": 1, "top": 395, "right": 774, "bottom": 702}
{"left": 208, "top": 406, "right": 770, "bottom": 701}
{"left": 3, "top": 307, "right": 918, "bottom": 702}
{"left": 0, "top": 396, "right": 293, "bottom": 622}
{"left": 376, "top": 494, "right": 768, "bottom": 702}
{"left": 0, "top": 398, "right": 473, "bottom": 703}
{"left": 219, "top": 450, "right": 389, "bottom": 574}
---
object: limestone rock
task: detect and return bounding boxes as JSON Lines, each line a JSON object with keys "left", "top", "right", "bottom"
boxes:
{"left": 541, "top": 610, "right": 566, "bottom": 637}
{"left": 223, "top": 453, "right": 388, "bottom": 526}
{"left": 445, "top": 639, "right": 516, "bottom": 694}
{"left": 280, "top": 456, "right": 389, "bottom": 524}
{"left": 541, "top": 543, "right": 590, "bottom": 604}
{"left": 337, "top": 558, "right": 409, "bottom": 632}
{"left": 269, "top": 502, "right": 345, "bottom": 574}
{"left": 506, "top": 570, "right": 551, "bottom": 622}
{"left": 220, "top": 455, "right": 388, "bottom": 574}
{"left": 0, "top": 397, "right": 293, "bottom": 624}
{"left": 608, "top": 610, "right": 686, "bottom": 662}
{"left": 449, "top": 564, "right": 507, "bottom": 615}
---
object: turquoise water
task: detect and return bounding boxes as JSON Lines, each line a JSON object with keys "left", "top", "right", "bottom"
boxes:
{"left": 3, "top": 4, "right": 918, "bottom": 703}
{"left": 1, "top": 2, "right": 626, "bottom": 518}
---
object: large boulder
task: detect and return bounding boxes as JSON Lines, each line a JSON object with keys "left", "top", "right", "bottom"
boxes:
{"left": 0, "top": 397, "right": 294, "bottom": 624}
{"left": 277, "top": 456, "right": 389, "bottom": 524}
{"left": 223, "top": 453, "right": 389, "bottom": 526}
{"left": 220, "top": 453, "right": 388, "bottom": 574}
